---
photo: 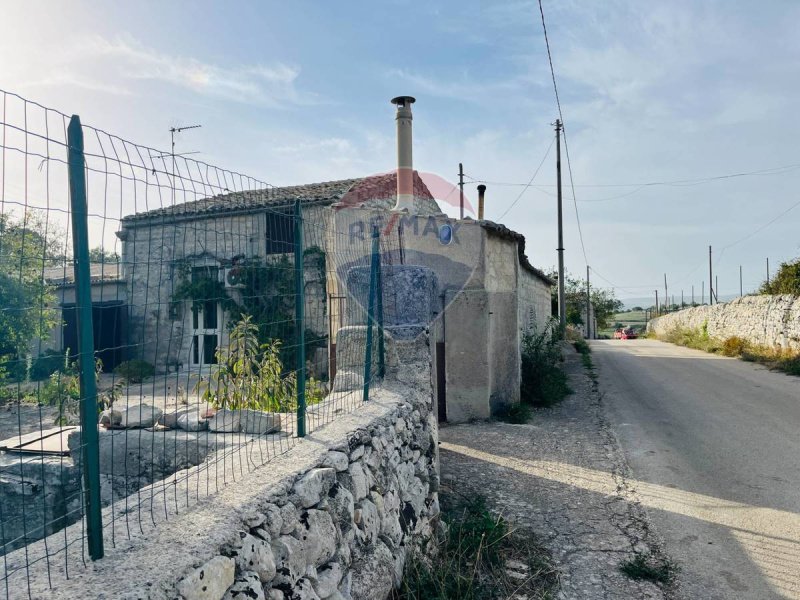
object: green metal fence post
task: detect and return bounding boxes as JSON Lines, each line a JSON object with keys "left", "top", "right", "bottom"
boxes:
{"left": 67, "top": 115, "right": 104, "bottom": 560}
{"left": 363, "top": 228, "right": 379, "bottom": 401}
{"left": 294, "top": 200, "right": 306, "bottom": 437}
{"left": 374, "top": 226, "right": 385, "bottom": 378}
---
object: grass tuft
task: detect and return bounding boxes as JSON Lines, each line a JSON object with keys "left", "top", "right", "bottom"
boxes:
{"left": 494, "top": 402, "right": 533, "bottom": 424}
{"left": 395, "top": 494, "right": 558, "bottom": 600}
{"left": 620, "top": 553, "right": 677, "bottom": 585}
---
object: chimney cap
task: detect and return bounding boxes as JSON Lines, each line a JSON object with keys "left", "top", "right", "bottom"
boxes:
{"left": 477, "top": 184, "right": 487, "bottom": 193}
{"left": 391, "top": 96, "right": 416, "bottom": 107}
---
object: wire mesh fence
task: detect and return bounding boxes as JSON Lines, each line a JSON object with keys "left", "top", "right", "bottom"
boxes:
{"left": 0, "top": 89, "right": 392, "bottom": 597}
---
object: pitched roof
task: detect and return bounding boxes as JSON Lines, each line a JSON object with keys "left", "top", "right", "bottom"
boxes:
{"left": 121, "top": 172, "right": 437, "bottom": 225}
{"left": 121, "top": 178, "right": 361, "bottom": 224}
{"left": 43, "top": 263, "right": 122, "bottom": 287}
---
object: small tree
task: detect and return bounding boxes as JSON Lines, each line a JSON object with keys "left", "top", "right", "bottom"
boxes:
{"left": 0, "top": 213, "right": 59, "bottom": 369}
{"left": 548, "top": 270, "right": 623, "bottom": 329}
{"left": 760, "top": 258, "right": 800, "bottom": 295}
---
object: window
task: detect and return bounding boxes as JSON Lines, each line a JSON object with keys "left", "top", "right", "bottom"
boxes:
{"left": 265, "top": 209, "right": 295, "bottom": 254}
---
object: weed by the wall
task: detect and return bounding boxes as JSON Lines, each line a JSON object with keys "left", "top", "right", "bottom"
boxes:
{"left": 520, "top": 320, "right": 572, "bottom": 407}
{"left": 395, "top": 494, "right": 557, "bottom": 600}
{"left": 620, "top": 553, "right": 677, "bottom": 585}
{"left": 494, "top": 402, "right": 533, "bottom": 424}
{"left": 657, "top": 327, "right": 800, "bottom": 377}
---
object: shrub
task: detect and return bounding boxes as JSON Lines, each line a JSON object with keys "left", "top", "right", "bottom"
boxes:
{"left": 197, "top": 315, "right": 325, "bottom": 412}
{"left": 30, "top": 349, "right": 72, "bottom": 381}
{"left": 721, "top": 337, "right": 749, "bottom": 357}
{"left": 494, "top": 402, "right": 532, "bottom": 424}
{"left": 520, "top": 320, "right": 572, "bottom": 407}
{"left": 114, "top": 359, "right": 155, "bottom": 383}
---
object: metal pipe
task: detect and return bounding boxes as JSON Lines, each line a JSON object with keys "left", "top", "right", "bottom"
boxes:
{"left": 391, "top": 96, "right": 416, "bottom": 212}
{"left": 477, "top": 184, "right": 486, "bottom": 220}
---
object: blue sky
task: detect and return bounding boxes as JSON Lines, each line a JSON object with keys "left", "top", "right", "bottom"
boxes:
{"left": 2, "top": 0, "right": 799, "bottom": 299}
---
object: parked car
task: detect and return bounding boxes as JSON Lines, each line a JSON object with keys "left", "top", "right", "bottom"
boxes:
{"left": 613, "top": 327, "right": 639, "bottom": 340}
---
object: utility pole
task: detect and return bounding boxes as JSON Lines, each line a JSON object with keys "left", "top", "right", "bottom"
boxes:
{"left": 739, "top": 265, "right": 743, "bottom": 297}
{"left": 458, "top": 162, "right": 465, "bottom": 220}
{"left": 708, "top": 246, "right": 714, "bottom": 305}
{"left": 586, "top": 265, "right": 591, "bottom": 340}
{"left": 555, "top": 120, "right": 566, "bottom": 332}
{"left": 766, "top": 257, "right": 770, "bottom": 286}
{"left": 664, "top": 273, "right": 668, "bottom": 313}
{"left": 655, "top": 290, "right": 659, "bottom": 316}
{"left": 681, "top": 289, "right": 684, "bottom": 308}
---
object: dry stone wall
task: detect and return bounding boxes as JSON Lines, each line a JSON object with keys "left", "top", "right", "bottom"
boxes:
{"left": 648, "top": 295, "right": 800, "bottom": 351}
{"left": 10, "top": 336, "right": 438, "bottom": 600}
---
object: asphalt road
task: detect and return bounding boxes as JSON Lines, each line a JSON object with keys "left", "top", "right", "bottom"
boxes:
{"left": 592, "top": 339, "right": 800, "bottom": 600}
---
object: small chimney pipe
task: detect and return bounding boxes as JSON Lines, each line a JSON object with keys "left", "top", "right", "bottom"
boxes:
{"left": 391, "top": 96, "right": 416, "bottom": 212}
{"left": 477, "top": 184, "right": 486, "bottom": 220}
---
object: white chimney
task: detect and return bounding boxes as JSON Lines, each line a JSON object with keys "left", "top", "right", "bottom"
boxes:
{"left": 391, "top": 96, "right": 415, "bottom": 212}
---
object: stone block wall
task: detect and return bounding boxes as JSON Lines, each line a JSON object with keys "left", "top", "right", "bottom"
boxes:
{"left": 8, "top": 335, "right": 438, "bottom": 600}
{"left": 648, "top": 295, "right": 800, "bottom": 351}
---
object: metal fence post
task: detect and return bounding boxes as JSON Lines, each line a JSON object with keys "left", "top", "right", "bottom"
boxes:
{"left": 294, "top": 200, "right": 306, "bottom": 437}
{"left": 67, "top": 115, "right": 104, "bottom": 560}
{"left": 374, "top": 226, "right": 385, "bottom": 378}
{"left": 362, "top": 228, "right": 379, "bottom": 402}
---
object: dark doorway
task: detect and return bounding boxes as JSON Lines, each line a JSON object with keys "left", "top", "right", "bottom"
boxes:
{"left": 62, "top": 301, "right": 125, "bottom": 371}
{"left": 436, "top": 341, "right": 446, "bottom": 422}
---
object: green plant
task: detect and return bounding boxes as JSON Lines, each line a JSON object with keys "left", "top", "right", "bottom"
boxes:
{"left": 759, "top": 257, "right": 800, "bottom": 295}
{"left": 114, "top": 359, "right": 155, "bottom": 383}
{"left": 620, "top": 553, "right": 676, "bottom": 584}
{"left": 573, "top": 338, "right": 591, "bottom": 355}
{"left": 494, "top": 402, "right": 532, "bottom": 424}
{"left": 197, "top": 315, "right": 325, "bottom": 412}
{"left": 395, "top": 495, "right": 557, "bottom": 600}
{"left": 520, "top": 320, "right": 572, "bottom": 407}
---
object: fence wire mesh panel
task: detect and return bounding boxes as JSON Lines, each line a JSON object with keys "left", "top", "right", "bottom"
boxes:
{"left": 0, "top": 88, "right": 390, "bottom": 598}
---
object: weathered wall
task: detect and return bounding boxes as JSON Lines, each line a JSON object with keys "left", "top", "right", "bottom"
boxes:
{"left": 517, "top": 267, "right": 553, "bottom": 336}
{"left": 648, "top": 295, "right": 800, "bottom": 351}
{"left": 7, "top": 336, "right": 438, "bottom": 600}
{"left": 119, "top": 205, "right": 329, "bottom": 372}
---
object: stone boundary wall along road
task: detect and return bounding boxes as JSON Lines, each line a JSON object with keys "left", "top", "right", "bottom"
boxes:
{"left": 647, "top": 294, "right": 800, "bottom": 351}
{"left": 5, "top": 335, "right": 439, "bottom": 600}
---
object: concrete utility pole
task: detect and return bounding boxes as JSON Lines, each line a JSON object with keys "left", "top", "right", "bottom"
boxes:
{"left": 766, "top": 258, "right": 770, "bottom": 286}
{"left": 709, "top": 246, "right": 714, "bottom": 305}
{"left": 664, "top": 273, "right": 669, "bottom": 313}
{"left": 681, "top": 289, "right": 684, "bottom": 308}
{"left": 586, "top": 265, "right": 591, "bottom": 340}
{"left": 555, "top": 120, "right": 566, "bottom": 332}
{"left": 458, "top": 162, "right": 465, "bottom": 220}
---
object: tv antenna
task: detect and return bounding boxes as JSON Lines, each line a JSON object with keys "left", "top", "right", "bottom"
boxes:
{"left": 170, "top": 124, "right": 202, "bottom": 158}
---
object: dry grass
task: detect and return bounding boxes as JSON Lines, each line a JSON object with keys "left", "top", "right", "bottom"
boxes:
{"left": 394, "top": 493, "right": 558, "bottom": 600}
{"left": 657, "top": 326, "right": 800, "bottom": 376}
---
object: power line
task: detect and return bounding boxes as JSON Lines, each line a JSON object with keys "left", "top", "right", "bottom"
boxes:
{"left": 464, "top": 162, "right": 800, "bottom": 192}
{"left": 537, "top": 0, "right": 588, "bottom": 265}
{"left": 495, "top": 135, "right": 555, "bottom": 221}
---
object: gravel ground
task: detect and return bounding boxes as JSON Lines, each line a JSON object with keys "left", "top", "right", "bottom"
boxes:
{"left": 439, "top": 345, "right": 675, "bottom": 600}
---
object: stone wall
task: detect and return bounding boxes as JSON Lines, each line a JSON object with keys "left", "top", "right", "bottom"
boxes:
{"left": 647, "top": 295, "right": 800, "bottom": 351}
{"left": 8, "top": 335, "right": 438, "bottom": 600}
